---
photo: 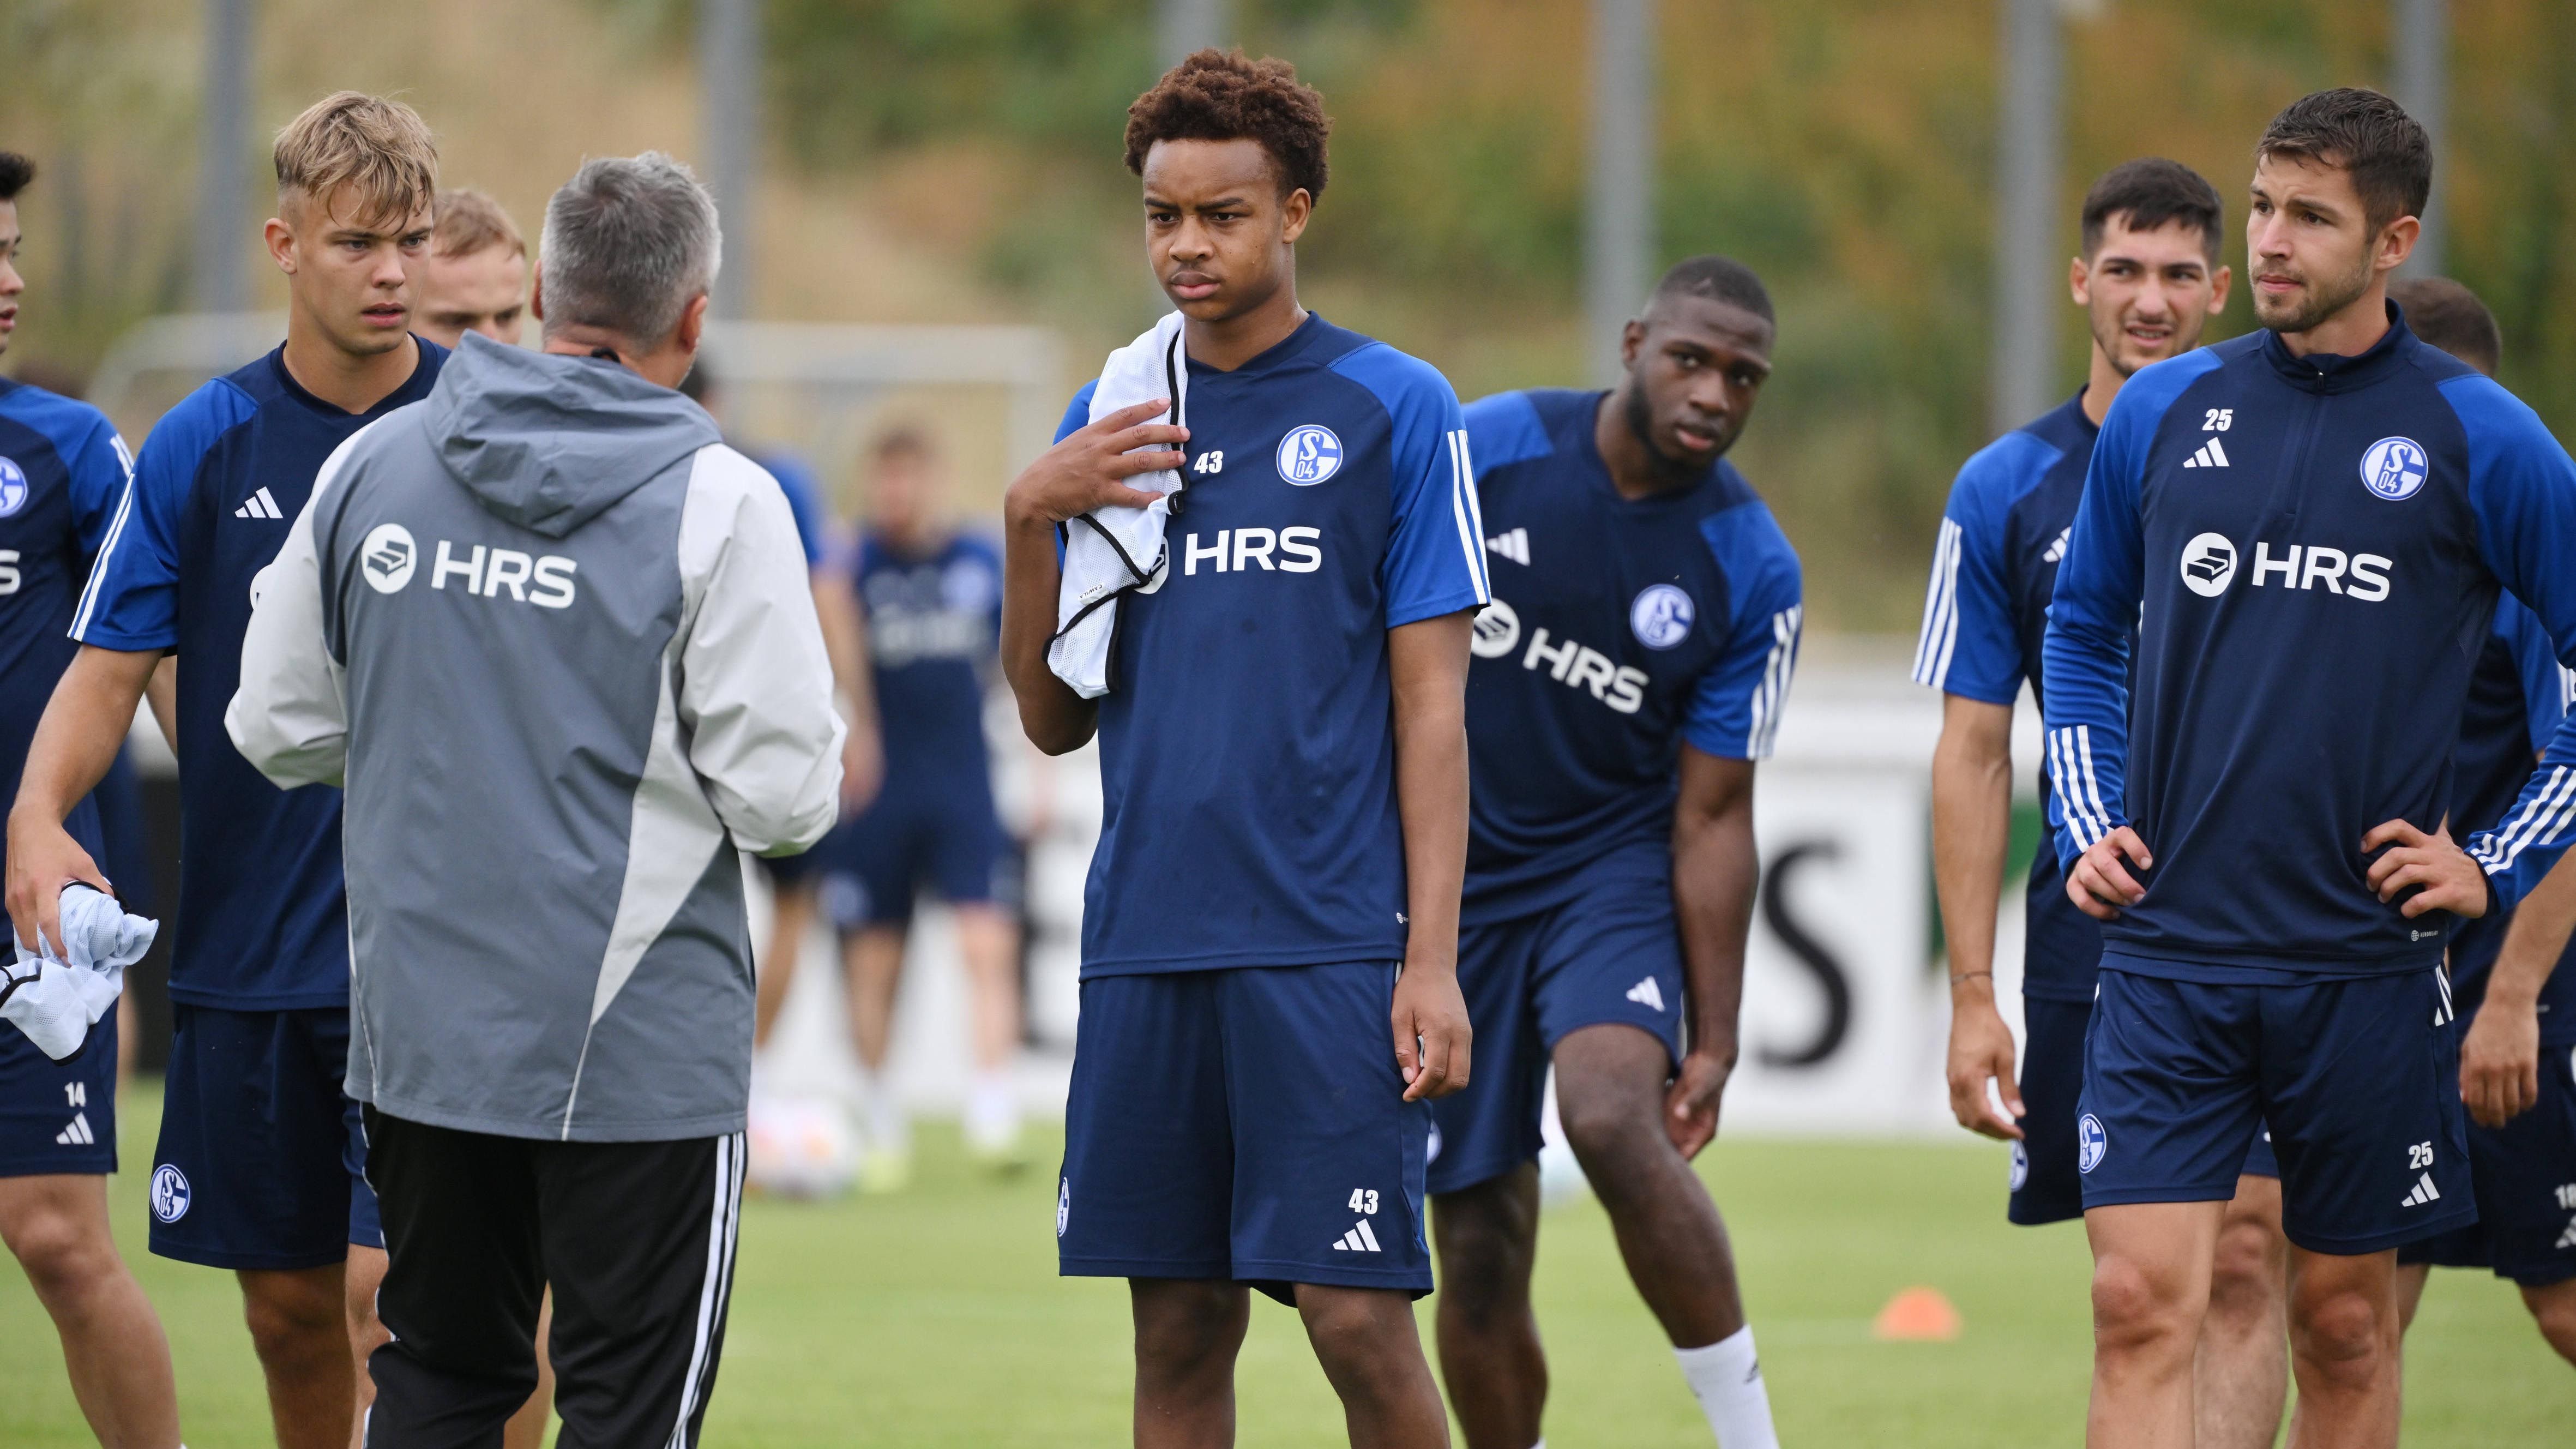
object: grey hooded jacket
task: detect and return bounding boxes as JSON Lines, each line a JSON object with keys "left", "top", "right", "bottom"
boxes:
{"left": 227, "top": 332, "right": 843, "bottom": 1142}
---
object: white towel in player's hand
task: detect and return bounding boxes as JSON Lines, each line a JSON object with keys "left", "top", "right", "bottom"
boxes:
{"left": 0, "top": 885, "right": 157, "bottom": 1062}
{"left": 1047, "top": 311, "right": 1190, "bottom": 699}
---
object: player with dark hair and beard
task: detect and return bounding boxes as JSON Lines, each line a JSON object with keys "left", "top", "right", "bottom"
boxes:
{"left": 2044, "top": 88, "right": 2576, "bottom": 1446}
{"left": 1917, "top": 159, "right": 2307, "bottom": 1449}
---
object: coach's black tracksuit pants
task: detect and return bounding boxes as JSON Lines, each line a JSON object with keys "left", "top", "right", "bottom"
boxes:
{"left": 360, "top": 1108, "right": 746, "bottom": 1449}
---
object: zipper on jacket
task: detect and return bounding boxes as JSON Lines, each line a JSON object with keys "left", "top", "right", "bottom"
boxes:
{"left": 2270, "top": 387, "right": 2325, "bottom": 527}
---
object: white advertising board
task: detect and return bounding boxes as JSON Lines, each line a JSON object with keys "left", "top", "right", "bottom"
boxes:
{"left": 760, "top": 644, "right": 2002, "bottom": 1139}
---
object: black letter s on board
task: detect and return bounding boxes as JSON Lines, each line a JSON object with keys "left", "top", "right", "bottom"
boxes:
{"left": 1755, "top": 841, "right": 1853, "bottom": 1069}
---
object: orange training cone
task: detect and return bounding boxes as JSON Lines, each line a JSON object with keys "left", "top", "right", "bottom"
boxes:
{"left": 1873, "top": 1285, "right": 1963, "bottom": 1342}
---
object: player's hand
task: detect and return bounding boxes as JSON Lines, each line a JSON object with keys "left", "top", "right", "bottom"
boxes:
{"left": 2363, "top": 817, "right": 2489, "bottom": 919}
{"left": 1001, "top": 400, "right": 1187, "bottom": 530}
{"left": 1945, "top": 994, "right": 2025, "bottom": 1140}
{"left": 2066, "top": 826, "right": 2152, "bottom": 921}
{"left": 2460, "top": 993, "right": 2543, "bottom": 1128}
{"left": 840, "top": 725, "right": 884, "bottom": 815}
{"left": 1664, "top": 1047, "right": 1735, "bottom": 1158}
{"left": 3, "top": 809, "right": 113, "bottom": 955}
{"left": 1393, "top": 962, "right": 1471, "bottom": 1102}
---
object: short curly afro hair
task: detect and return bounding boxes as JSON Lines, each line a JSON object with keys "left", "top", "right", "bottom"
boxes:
{"left": 1124, "top": 49, "right": 1330, "bottom": 203}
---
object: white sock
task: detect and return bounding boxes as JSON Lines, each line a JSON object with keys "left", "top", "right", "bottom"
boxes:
{"left": 858, "top": 1069, "right": 908, "bottom": 1153}
{"left": 965, "top": 1070, "right": 1020, "bottom": 1148}
{"left": 1674, "top": 1326, "right": 1779, "bottom": 1449}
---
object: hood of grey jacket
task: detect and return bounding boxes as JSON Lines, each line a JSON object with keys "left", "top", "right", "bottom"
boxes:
{"left": 426, "top": 331, "right": 720, "bottom": 540}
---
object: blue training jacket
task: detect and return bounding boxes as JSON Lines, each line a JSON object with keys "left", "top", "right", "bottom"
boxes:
{"left": 2042, "top": 304, "right": 2576, "bottom": 979}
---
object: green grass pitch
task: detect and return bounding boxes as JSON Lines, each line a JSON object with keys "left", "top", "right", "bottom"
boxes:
{"left": 3, "top": 1085, "right": 2570, "bottom": 1445}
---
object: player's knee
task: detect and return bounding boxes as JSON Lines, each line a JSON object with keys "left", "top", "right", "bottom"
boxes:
{"left": 2289, "top": 1285, "right": 2391, "bottom": 1378}
{"left": 1130, "top": 1283, "right": 1244, "bottom": 1377}
{"left": 2520, "top": 1285, "right": 2576, "bottom": 1365}
{"left": 346, "top": 1258, "right": 388, "bottom": 1338}
{"left": 1555, "top": 1085, "right": 1662, "bottom": 1176}
{"left": 2090, "top": 1255, "right": 2196, "bottom": 1351}
{"left": 0, "top": 1203, "right": 112, "bottom": 1299}
{"left": 242, "top": 1275, "right": 347, "bottom": 1367}
{"left": 1433, "top": 1218, "right": 1531, "bottom": 1325}
{"left": 2207, "top": 1221, "right": 2286, "bottom": 1316}
{"left": 1298, "top": 1290, "right": 1413, "bottom": 1390}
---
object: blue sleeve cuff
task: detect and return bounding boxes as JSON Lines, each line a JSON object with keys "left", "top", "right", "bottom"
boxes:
{"left": 68, "top": 624, "right": 177, "bottom": 653}
{"left": 1387, "top": 587, "right": 1489, "bottom": 631}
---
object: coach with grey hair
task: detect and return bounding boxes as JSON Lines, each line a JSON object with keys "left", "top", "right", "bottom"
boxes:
{"left": 226, "top": 152, "right": 841, "bottom": 1448}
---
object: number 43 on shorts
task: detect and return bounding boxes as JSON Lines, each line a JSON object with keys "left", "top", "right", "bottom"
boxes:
{"left": 1347, "top": 1188, "right": 1380, "bottom": 1215}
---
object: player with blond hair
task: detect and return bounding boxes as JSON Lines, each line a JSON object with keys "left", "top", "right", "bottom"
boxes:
{"left": 414, "top": 188, "right": 527, "bottom": 350}
{"left": 7, "top": 90, "right": 444, "bottom": 1449}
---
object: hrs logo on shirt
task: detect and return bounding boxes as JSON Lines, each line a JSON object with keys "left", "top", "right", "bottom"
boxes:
{"left": 1179, "top": 527, "right": 1324, "bottom": 575}
{"left": 2175, "top": 531, "right": 2391, "bottom": 603}
{"left": 1473, "top": 598, "right": 1648, "bottom": 715}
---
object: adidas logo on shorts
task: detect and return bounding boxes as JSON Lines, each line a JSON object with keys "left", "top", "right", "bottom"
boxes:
{"left": 55, "top": 1112, "right": 94, "bottom": 1146}
{"left": 233, "top": 486, "right": 287, "bottom": 520}
{"left": 2400, "top": 1171, "right": 2442, "bottom": 1208}
{"left": 1331, "top": 1220, "right": 1383, "bottom": 1253}
{"left": 1626, "top": 977, "right": 1666, "bottom": 1014}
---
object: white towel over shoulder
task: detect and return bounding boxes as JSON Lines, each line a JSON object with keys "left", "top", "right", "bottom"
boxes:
{"left": 1048, "top": 312, "right": 1190, "bottom": 699}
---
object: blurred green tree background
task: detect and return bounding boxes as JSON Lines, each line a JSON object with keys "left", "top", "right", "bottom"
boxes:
{"left": 4, "top": 0, "right": 2571, "bottom": 630}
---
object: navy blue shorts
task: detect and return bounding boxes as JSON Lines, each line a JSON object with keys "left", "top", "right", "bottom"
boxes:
{"left": 1427, "top": 891, "right": 1684, "bottom": 1196}
{"left": 1058, "top": 962, "right": 1433, "bottom": 1303}
{"left": 2400, "top": 1040, "right": 2576, "bottom": 1287}
{"left": 151, "top": 1005, "right": 380, "bottom": 1270}
{"left": 761, "top": 840, "right": 828, "bottom": 888}
{"left": 2010, "top": 995, "right": 2274, "bottom": 1224}
{"left": 820, "top": 777, "right": 1006, "bottom": 929}
{"left": 2079, "top": 961, "right": 2473, "bottom": 1254}
{"left": 2010, "top": 996, "right": 2092, "bottom": 1224}
{"left": 0, "top": 1007, "right": 118, "bottom": 1177}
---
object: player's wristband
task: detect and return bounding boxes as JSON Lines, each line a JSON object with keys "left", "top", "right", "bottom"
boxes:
{"left": 1946, "top": 970, "right": 1994, "bottom": 988}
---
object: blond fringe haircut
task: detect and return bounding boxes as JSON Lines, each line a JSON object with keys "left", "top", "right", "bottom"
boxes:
{"left": 432, "top": 188, "right": 525, "bottom": 260}
{"left": 273, "top": 91, "right": 438, "bottom": 229}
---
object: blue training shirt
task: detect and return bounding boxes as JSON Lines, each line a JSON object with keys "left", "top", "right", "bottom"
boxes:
{"left": 853, "top": 528, "right": 1001, "bottom": 782}
{"left": 1912, "top": 392, "right": 2105, "bottom": 1003}
{"left": 0, "top": 378, "right": 126, "bottom": 902}
{"left": 1051, "top": 314, "right": 1489, "bottom": 975}
{"left": 1456, "top": 388, "right": 1802, "bottom": 927}
{"left": 2042, "top": 304, "right": 2576, "bottom": 979}
{"left": 2449, "top": 596, "right": 2576, "bottom": 1044}
{"left": 755, "top": 449, "right": 830, "bottom": 567}
{"left": 76, "top": 339, "right": 448, "bottom": 1009}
